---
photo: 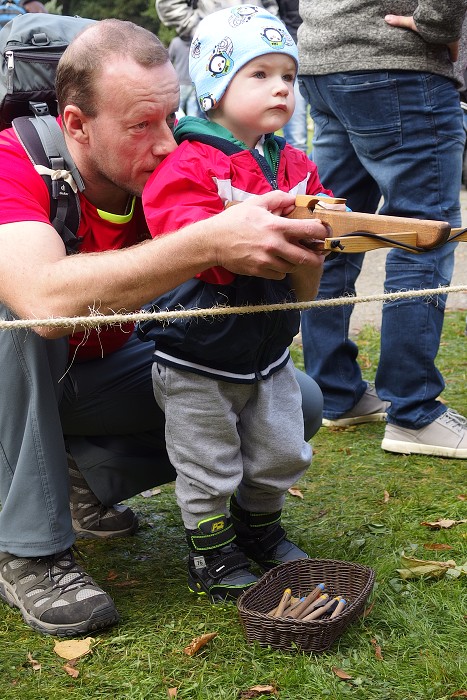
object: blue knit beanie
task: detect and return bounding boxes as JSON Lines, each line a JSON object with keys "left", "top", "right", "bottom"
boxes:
{"left": 189, "top": 5, "right": 298, "bottom": 113}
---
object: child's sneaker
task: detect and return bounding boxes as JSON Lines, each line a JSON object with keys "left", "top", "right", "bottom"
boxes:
{"left": 230, "top": 495, "right": 308, "bottom": 571}
{"left": 186, "top": 515, "right": 257, "bottom": 602}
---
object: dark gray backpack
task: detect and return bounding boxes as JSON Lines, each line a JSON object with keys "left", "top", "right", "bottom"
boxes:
{"left": 0, "top": 13, "right": 95, "bottom": 252}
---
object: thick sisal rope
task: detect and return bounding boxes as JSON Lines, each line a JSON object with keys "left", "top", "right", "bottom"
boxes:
{"left": 0, "top": 285, "right": 466, "bottom": 331}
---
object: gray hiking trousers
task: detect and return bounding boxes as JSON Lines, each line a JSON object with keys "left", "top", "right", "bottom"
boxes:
{"left": 0, "top": 304, "right": 174, "bottom": 557}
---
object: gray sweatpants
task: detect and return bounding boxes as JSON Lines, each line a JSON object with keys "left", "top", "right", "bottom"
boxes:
{"left": 152, "top": 359, "right": 312, "bottom": 530}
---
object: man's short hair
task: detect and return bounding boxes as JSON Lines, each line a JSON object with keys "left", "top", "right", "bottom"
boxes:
{"left": 55, "top": 19, "right": 169, "bottom": 117}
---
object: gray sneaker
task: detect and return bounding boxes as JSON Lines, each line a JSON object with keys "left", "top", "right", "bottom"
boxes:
{"left": 69, "top": 459, "right": 139, "bottom": 539}
{"left": 0, "top": 548, "right": 119, "bottom": 636}
{"left": 382, "top": 408, "right": 467, "bottom": 459}
{"left": 322, "top": 383, "right": 390, "bottom": 427}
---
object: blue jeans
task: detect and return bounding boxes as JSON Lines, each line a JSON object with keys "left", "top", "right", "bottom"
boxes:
{"left": 282, "top": 79, "right": 308, "bottom": 152}
{"left": 299, "top": 71, "right": 464, "bottom": 428}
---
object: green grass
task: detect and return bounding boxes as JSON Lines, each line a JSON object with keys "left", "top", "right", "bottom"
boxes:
{"left": 1, "top": 312, "right": 466, "bottom": 699}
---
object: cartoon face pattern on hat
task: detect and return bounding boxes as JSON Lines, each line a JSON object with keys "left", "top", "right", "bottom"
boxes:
{"left": 189, "top": 4, "right": 298, "bottom": 113}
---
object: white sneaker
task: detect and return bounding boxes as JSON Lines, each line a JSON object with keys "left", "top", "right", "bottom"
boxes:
{"left": 322, "top": 383, "right": 390, "bottom": 427}
{"left": 381, "top": 408, "right": 467, "bottom": 459}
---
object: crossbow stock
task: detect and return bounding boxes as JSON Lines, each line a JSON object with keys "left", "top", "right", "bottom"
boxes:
{"left": 287, "top": 195, "right": 466, "bottom": 253}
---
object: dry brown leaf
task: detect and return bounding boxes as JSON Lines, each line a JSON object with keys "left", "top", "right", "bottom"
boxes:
{"left": 397, "top": 553, "right": 458, "bottom": 580}
{"left": 64, "top": 661, "right": 79, "bottom": 678}
{"left": 383, "top": 490, "right": 390, "bottom": 503}
{"left": 370, "top": 638, "right": 384, "bottom": 660}
{"left": 106, "top": 570, "right": 119, "bottom": 581}
{"left": 332, "top": 667, "right": 353, "bottom": 680}
{"left": 239, "top": 685, "right": 278, "bottom": 698}
{"left": 167, "top": 688, "right": 178, "bottom": 698}
{"left": 420, "top": 518, "right": 467, "bottom": 530}
{"left": 451, "top": 692, "right": 467, "bottom": 697}
{"left": 288, "top": 487, "right": 304, "bottom": 499}
{"left": 54, "top": 637, "right": 94, "bottom": 660}
{"left": 362, "top": 601, "right": 375, "bottom": 618}
{"left": 458, "top": 495, "right": 467, "bottom": 501}
{"left": 27, "top": 652, "right": 41, "bottom": 671}
{"left": 183, "top": 632, "right": 217, "bottom": 656}
{"left": 423, "top": 543, "right": 453, "bottom": 551}
{"left": 141, "top": 488, "right": 162, "bottom": 498}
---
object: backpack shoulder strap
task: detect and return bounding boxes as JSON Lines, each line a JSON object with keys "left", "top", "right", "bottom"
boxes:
{"left": 12, "top": 110, "right": 84, "bottom": 254}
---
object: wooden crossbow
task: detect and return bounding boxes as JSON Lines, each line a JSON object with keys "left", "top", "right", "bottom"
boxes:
{"left": 287, "top": 195, "right": 466, "bottom": 253}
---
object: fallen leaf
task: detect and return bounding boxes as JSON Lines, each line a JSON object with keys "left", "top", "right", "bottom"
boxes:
{"left": 397, "top": 553, "right": 460, "bottom": 580}
{"left": 451, "top": 692, "right": 467, "bottom": 697}
{"left": 457, "top": 495, "right": 467, "bottom": 501}
{"left": 27, "top": 652, "right": 41, "bottom": 671}
{"left": 113, "top": 579, "right": 139, "bottom": 587}
{"left": 54, "top": 637, "right": 94, "bottom": 660}
{"left": 423, "top": 543, "right": 453, "bottom": 551}
{"left": 288, "top": 487, "right": 303, "bottom": 499}
{"left": 239, "top": 685, "right": 278, "bottom": 698}
{"left": 383, "top": 490, "right": 390, "bottom": 503}
{"left": 64, "top": 660, "right": 79, "bottom": 678}
{"left": 420, "top": 518, "right": 467, "bottom": 530}
{"left": 370, "top": 638, "right": 383, "bottom": 660}
{"left": 106, "top": 570, "right": 119, "bottom": 581}
{"left": 167, "top": 688, "right": 178, "bottom": 698}
{"left": 183, "top": 632, "right": 217, "bottom": 656}
{"left": 362, "top": 601, "right": 375, "bottom": 618}
{"left": 332, "top": 667, "right": 353, "bottom": 680}
{"left": 141, "top": 488, "right": 162, "bottom": 498}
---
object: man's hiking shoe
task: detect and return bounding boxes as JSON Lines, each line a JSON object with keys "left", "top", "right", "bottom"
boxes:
{"left": 186, "top": 515, "right": 257, "bottom": 602}
{"left": 322, "top": 382, "right": 390, "bottom": 427}
{"left": 230, "top": 495, "right": 308, "bottom": 572}
{"left": 382, "top": 408, "right": 467, "bottom": 459}
{"left": 0, "top": 548, "right": 119, "bottom": 636}
{"left": 69, "top": 458, "right": 138, "bottom": 539}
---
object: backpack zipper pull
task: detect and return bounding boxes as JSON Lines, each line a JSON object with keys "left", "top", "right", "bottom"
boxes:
{"left": 6, "top": 51, "right": 14, "bottom": 93}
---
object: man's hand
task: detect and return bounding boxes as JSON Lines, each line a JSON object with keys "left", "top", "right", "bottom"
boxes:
{"left": 384, "top": 14, "right": 459, "bottom": 61}
{"left": 212, "top": 191, "right": 330, "bottom": 280}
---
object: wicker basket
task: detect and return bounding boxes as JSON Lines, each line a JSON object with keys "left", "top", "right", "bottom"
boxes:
{"left": 237, "top": 558, "right": 375, "bottom": 653}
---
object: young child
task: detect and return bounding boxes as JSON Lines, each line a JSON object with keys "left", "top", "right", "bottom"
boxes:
{"left": 139, "top": 5, "right": 334, "bottom": 602}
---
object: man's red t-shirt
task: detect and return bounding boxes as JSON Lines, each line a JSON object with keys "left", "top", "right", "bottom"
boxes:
{"left": 0, "top": 125, "right": 149, "bottom": 360}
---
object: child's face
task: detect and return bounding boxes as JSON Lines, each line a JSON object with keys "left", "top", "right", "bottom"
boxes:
{"left": 211, "top": 53, "right": 296, "bottom": 148}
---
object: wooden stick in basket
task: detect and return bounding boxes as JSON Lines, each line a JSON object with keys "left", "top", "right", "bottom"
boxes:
{"left": 273, "top": 587, "right": 292, "bottom": 618}
{"left": 267, "top": 595, "right": 302, "bottom": 617}
{"left": 293, "top": 593, "right": 329, "bottom": 620}
{"left": 302, "top": 596, "right": 342, "bottom": 621}
{"left": 286, "top": 582, "right": 326, "bottom": 619}
{"left": 330, "top": 598, "right": 347, "bottom": 619}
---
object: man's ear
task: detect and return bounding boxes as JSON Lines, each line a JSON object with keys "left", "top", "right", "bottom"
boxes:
{"left": 62, "top": 105, "right": 89, "bottom": 144}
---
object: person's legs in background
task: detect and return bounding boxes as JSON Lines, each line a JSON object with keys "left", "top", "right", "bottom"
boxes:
{"left": 299, "top": 70, "right": 467, "bottom": 457}
{"left": 282, "top": 79, "right": 308, "bottom": 152}
{"left": 299, "top": 73, "right": 386, "bottom": 422}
